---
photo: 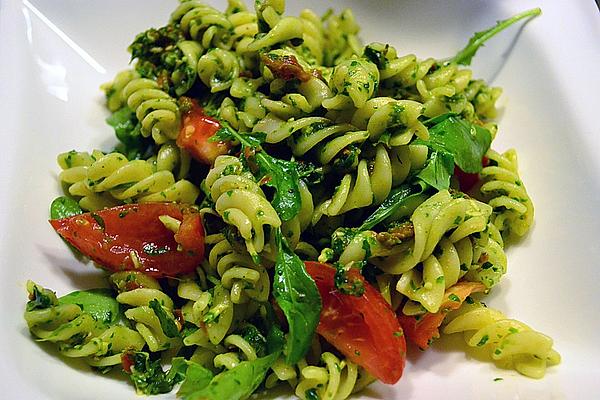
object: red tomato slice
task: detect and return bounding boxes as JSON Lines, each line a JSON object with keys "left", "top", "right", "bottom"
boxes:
{"left": 455, "top": 156, "right": 489, "bottom": 192}
{"left": 398, "top": 281, "right": 485, "bottom": 349}
{"left": 176, "top": 99, "right": 230, "bottom": 165}
{"left": 304, "top": 262, "right": 406, "bottom": 384}
{"left": 49, "top": 203, "right": 205, "bottom": 278}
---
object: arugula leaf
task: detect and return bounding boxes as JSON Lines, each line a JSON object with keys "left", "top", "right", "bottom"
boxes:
{"left": 149, "top": 299, "right": 180, "bottom": 338}
{"left": 177, "top": 362, "right": 214, "bottom": 399}
{"left": 359, "top": 182, "right": 427, "bottom": 231}
{"left": 106, "top": 106, "right": 152, "bottom": 160}
{"left": 126, "top": 352, "right": 187, "bottom": 395}
{"left": 257, "top": 156, "right": 301, "bottom": 221}
{"left": 273, "top": 229, "right": 321, "bottom": 364}
{"left": 416, "top": 150, "right": 455, "bottom": 191}
{"left": 450, "top": 8, "right": 541, "bottom": 66}
{"left": 179, "top": 352, "right": 279, "bottom": 400}
{"left": 239, "top": 324, "right": 267, "bottom": 358}
{"left": 50, "top": 196, "right": 83, "bottom": 220}
{"left": 59, "top": 289, "right": 122, "bottom": 325}
{"left": 420, "top": 114, "right": 492, "bottom": 173}
{"left": 214, "top": 126, "right": 302, "bottom": 221}
{"left": 259, "top": 302, "right": 286, "bottom": 355}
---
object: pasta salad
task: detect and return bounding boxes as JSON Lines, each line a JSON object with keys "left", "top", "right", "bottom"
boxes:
{"left": 24, "top": 1, "right": 559, "bottom": 399}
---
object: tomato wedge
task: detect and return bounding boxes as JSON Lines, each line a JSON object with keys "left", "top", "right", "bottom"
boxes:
{"left": 398, "top": 281, "right": 486, "bottom": 349}
{"left": 455, "top": 156, "right": 489, "bottom": 192}
{"left": 176, "top": 99, "right": 230, "bottom": 165}
{"left": 304, "top": 262, "right": 406, "bottom": 384}
{"left": 50, "top": 203, "right": 205, "bottom": 278}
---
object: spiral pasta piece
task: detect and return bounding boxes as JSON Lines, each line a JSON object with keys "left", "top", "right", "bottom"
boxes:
{"left": 351, "top": 97, "right": 428, "bottom": 143}
{"left": 171, "top": 1, "right": 233, "bottom": 49}
{"left": 205, "top": 155, "right": 281, "bottom": 257}
{"left": 259, "top": 49, "right": 333, "bottom": 119}
{"left": 121, "top": 78, "right": 181, "bottom": 144}
{"left": 480, "top": 148, "right": 534, "bottom": 239}
{"left": 173, "top": 40, "right": 204, "bottom": 95}
{"left": 24, "top": 281, "right": 145, "bottom": 367}
{"left": 197, "top": 48, "right": 241, "bottom": 93}
{"left": 112, "top": 273, "right": 180, "bottom": 352}
{"left": 204, "top": 233, "right": 270, "bottom": 304}
{"left": 322, "top": 58, "right": 379, "bottom": 110}
{"left": 58, "top": 149, "right": 199, "bottom": 211}
{"left": 101, "top": 69, "right": 140, "bottom": 112}
{"left": 366, "top": 42, "right": 501, "bottom": 121}
{"left": 296, "top": 8, "right": 325, "bottom": 65}
{"left": 179, "top": 279, "right": 235, "bottom": 348}
{"left": 314, "top": 144, "right": 392, "bottom": 220}
{"left": 217, "top": 93, "right": 267, "bottom": 132}
{"left": 321, "top": 8, "right": 361, "bottom": 67}
{"left": 246, "top": 16, "right": 304, "bottom": 52}
{"left": 443, "top": 302, "right": 560, "bottom": 378}
{"left": 295, "top": 352, "right": 359, "bottom": 400}
{"left": 226, "top": 0, "right": 259, "bottom": 45}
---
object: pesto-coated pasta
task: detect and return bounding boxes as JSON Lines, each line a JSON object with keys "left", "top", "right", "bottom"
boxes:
{"left": 28, "top": 1, "right": 554, "bottom": 399}
{"left": 444, "top": 302, "right": 560, "bottom": 378}
{"left": 58, "top": 149, "right": 199, "bottom": 211}
{"left": 479, "top": 148, "right": 534, "bottom": 239}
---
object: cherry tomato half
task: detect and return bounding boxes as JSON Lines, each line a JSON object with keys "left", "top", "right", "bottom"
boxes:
{"left": 50, "top": 203, "right": 205, "bottom": 278}
{"left": 176, "top": 99, "right": 230, "bottom": 165}
{"left": 454, "top": 156, "right": 489, "bottom": 192}
{"left": 304, "top": 262, "right": 406, "bottom": 384}
{"left": 398, "top": 281, "right": 485, "bottom": 349}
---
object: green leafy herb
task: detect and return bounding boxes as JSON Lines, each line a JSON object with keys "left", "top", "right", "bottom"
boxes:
{"left": 106, "top": 106, "right": 152, "bottom": 160}
{"left": 129, "top": 24, "right": 198, "bottom": 96}
{"left": 125, "top": 352, "right": 188, "bottom": 395}
{"left": 177, "top": 362, "right": 214, "bottom": 399}
{"left": 416, "top": 150, "right": 455, "bottom": 191}
{"left": 149, "top": 299, "right": 180, "bottom": 338}
{"left": 448, "top": 293, "right": 461, "bottom": 302}
{"left": 359, "top": 182, "right": 427, "bottom": 230}
{"left": 179, "top": 352, "right": 279, "bottom": 400}
{"left": 239, "top": 324, "right": 267, "bottom": 358}
{"left": 363, "top": 43, "right": 388, "bottom": 68}
{"left": 50, "top": 196, "right": 83, "bottom": 220}
{"left": 273, "top": 229, "right": 321, "bottom": 364}
{"left": 449, "top": 8, "right": 542, "bottom": 66}
{"left": 59, "top": 289, "right": 122, "bottom": 325}
{"left": 214, "top": 126, "right": 302, "bottom": 221}
{"left": 477, "top": 334, "right": 490, "bottom": 347}
{"left": 330, "top": 227, "right": 360, "bottom": 257}
{"left": 334, "top": 263, "right": 365, "bottom": 297}
{"left": 90, "top": 212, "right": 106, "bottom": 230}
{"left": 263, "top": 302, "right": 286, "bottom": 355}
{"left": 305, "top": 388, "right": 320, "bottom": 400}
{"left": 420, "top": 114, "right": 492, "bottom": 173}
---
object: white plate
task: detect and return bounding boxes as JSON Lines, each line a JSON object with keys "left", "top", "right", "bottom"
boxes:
{"left": 1, "top": 0, "right": 599, "bottom": 398}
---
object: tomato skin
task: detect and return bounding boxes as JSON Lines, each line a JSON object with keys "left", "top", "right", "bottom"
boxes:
{"left": 304, "top": 262, "right": 406, "bottom": 384}
{"left": 49, "top": 203, "right": 205, "bottom": 278}
{"left": 176, "top": 100, "right": 230, "bottom": 165}
{"left": 455, "top": 156, "right": 489, "bottom": 192}
{"left": 398, "top": 281, "right": 485, "bottom": 349}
